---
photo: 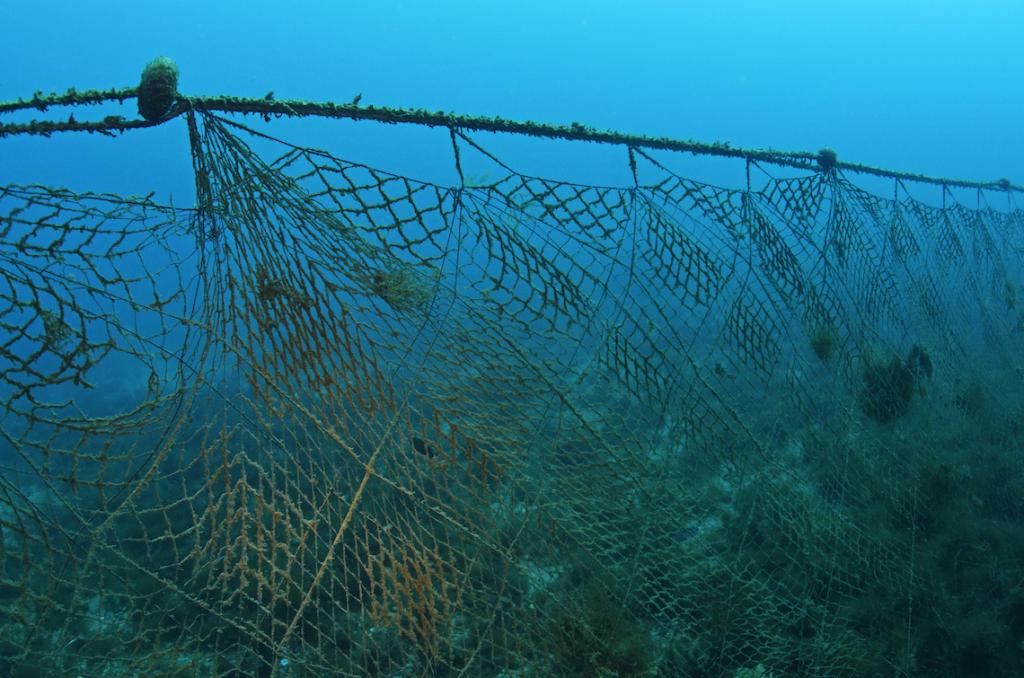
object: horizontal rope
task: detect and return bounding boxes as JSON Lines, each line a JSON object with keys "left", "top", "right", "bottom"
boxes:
{"left": 1, "top": 85, "right": 1020, "bottom": 195}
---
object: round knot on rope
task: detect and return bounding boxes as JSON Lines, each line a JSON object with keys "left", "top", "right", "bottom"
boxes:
{"left": 817, "top": 147, "right": 838, "bottom": 173}
{"left": 997, "top": 178, "right": 1011, "bottom": 190}
{"left": 137, "top": 56, "right": 179, "bottom": 122}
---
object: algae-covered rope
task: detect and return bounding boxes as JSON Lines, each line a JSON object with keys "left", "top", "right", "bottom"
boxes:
{"left": 0, "top": 56, "right": 1019, "bottom": 195}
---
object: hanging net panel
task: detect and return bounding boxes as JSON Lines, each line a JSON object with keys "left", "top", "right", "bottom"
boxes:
{"left": 1, "top": 59, "right": 1023, "bottom": 677}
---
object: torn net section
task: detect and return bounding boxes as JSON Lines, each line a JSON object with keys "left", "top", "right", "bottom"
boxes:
{"left": 1, "top": 110, "right": 1023, "bottom": 676}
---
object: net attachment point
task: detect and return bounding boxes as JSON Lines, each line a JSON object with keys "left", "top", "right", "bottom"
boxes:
{"left": 817, "top": 147, "right": 838, "bottom": 172}
{"left": 137, "top": 56, "right": 179, "bottom": 122}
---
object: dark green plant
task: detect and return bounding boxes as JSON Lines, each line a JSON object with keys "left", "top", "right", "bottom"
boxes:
{"left": 543, "top": 573, "right": 652, "bottom": 677}
{"left": 859, "top": 353, "right": 914, "bottom": 423}
{"left": 370, "top": 261, "right": 438, "bottom": 312}
{"left": 39, "top": 307, "right": 73, "bottom": 352}
{"left": 809, "top": 324, "right": 838, "bottom": 362}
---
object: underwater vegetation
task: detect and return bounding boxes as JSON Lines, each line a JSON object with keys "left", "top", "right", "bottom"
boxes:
{"left": 858, "top": 344, "right": 932, "bottom": 424}
{"left": 370, "top": 261, "right": 439, "bottom": 313}
{"left": 542, "top": 571, "right": 654, "bottom": 678}
{"left": 794, "top": 402, "right": 1024, "bottom": 676}
{"left": 809, "top": 323, "right": 838, "bottom": 362}
{"left": 859, "top": 353, "right": 914, "bottom": 423}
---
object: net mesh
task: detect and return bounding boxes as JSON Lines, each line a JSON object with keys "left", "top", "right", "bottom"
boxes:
{"left": 1, "top": 107, "right": 1023, "bottom": 677}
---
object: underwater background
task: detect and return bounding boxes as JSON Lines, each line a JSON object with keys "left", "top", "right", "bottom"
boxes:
{"left": 2, "top": 1, "right": 1024, "bottom": 677}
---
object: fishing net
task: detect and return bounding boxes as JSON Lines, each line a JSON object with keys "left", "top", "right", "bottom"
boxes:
{"left": 1, "top": 68, "right": 1023, "bottom": 677}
